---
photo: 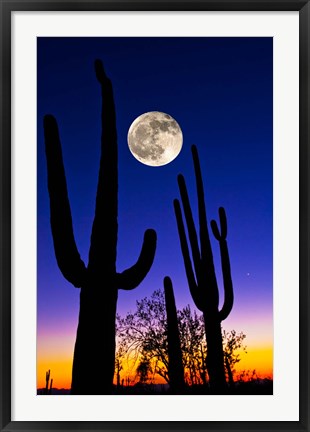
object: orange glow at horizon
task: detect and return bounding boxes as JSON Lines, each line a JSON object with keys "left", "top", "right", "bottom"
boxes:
{"left": 37, "top": 330, "right": 76, "bottom": 389}
{"left": 232, "top": 345, "right": 273, "bottom": 379}
{"left": 37, "top": 343, "right": 273, "bottom": 390}
{"left": 37, "top": 357, "right": 73, "bottom": 389}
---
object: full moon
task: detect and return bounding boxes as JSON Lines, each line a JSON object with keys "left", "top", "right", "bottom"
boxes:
{"left": 127, "top": 111, "right": 183, "bottom": 166}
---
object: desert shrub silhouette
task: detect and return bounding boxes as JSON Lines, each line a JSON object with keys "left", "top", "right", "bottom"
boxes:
{"left": 174, "top": 145, "right": 234, "bottom": 392}
{"left": 44, "top": 60, "right": 157, "bottom": 394}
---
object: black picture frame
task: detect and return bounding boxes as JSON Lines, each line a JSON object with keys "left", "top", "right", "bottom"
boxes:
{"left": 1, "top": 1, "right": 309, "bottom": 430}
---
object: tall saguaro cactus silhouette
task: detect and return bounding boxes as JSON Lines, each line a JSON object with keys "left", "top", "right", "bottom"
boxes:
{"left": 173, "top": 145, "right": 233, "bottom": 391}
{"left": 44, "top": 60, "right": 157, "bottom": 395}
{"left": 163, "top": 276, "right": 185, "bottom": 393}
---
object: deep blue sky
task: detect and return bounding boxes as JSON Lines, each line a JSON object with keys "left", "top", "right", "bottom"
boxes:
{"left": 37, "top": 37, "right": 273, "bottom": 348}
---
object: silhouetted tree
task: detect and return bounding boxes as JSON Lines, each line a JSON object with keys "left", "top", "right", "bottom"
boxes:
{"left": 235, "top": 369, "right": 258, "bottom": 383}
{"left": 43, "top": 60, "right": 157, "bottom": 394}
{"left": 177, "top": 306, "right": 208, "bottom": 386}
{"left": 117, "top": 290, "right": 169, "bottom": 383}
{"left": 222, "top": 330, "right": 247, "bottom": 387}
{"left": 117, "top": 289, "right": 244, "bottom": 389}
{"left": 136, "top": 357, "right": 152, "bottom": 385}
{"left": 115, "top": 344, "right": 125, "bottom": 388}
{"left": 174, "top": 144, "right": 234, "bottom": 392}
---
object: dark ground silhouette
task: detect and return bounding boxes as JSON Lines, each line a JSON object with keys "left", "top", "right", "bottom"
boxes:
{"left": 38, "top": 378, "right": 273, "bottom": 396}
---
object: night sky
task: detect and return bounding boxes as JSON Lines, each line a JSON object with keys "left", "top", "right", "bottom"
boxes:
{"left": 37, "top": 37, "right": 273, "bottom": 388}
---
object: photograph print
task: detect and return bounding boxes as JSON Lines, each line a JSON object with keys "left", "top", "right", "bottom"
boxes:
{"left": 37, "top": 37, "right": 273, "bottom": 395}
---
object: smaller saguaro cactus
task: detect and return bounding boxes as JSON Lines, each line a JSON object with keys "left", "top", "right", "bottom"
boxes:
{"left": 174, "top": 144, "right": 234, "bottom": 392}
{"left": 44, "top": 370, "right": 53, "bottom": 395}
{"left": 163, "top": 276, "right": 185, "bottom": 393}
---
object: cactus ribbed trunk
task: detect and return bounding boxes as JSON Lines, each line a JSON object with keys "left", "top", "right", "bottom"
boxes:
{"left": 203, "top": 313, "right": 226, "bottom": 392}
{"left": 44, "top": 60, "right": 157, "bottom": 395}
{"left": 71, "top": 286, "right": 118, "bottom": 394}
{"left": 174, "top": 145, "right": 234, "bottom": 392}
{"left": 164, "top": 277, "right": 185, "bottom": 393}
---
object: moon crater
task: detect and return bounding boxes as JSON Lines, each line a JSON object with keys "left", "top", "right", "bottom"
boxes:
{"left": 127, "top": 111, "right": 183, "bottom": 166}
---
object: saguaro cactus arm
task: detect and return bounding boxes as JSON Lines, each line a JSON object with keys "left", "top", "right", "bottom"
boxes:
{"left": 211, "top": 207, "right": 234, "bottom": 321}
{"left": 173, "top": 199, "right": 205, "bottom": 311}
{"left": 191, "top": 145, "right": 218, "bottom": 293}
{"left": 177, "top": 174, "right": 201, "bottom": 281}
{"left": 88, "top": 60, "right": 118, "bottom": 272}
{"left": 164, "top": 276, "right": 175, "bottom": 307}
{"left": 95, "top": 59, "right": 117, "bottom": 146}
{"left": 116, "top": 229, "right": 157, "bottom": 290}
{"left": 44, "top": 115, "right": 86, "bottom": 288}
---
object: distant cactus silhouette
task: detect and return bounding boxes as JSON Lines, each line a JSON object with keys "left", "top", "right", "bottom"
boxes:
{"left": 174, "top": 144, "right": 234, "bottom": 391}
{"left": 163, "top": 276, "right": 185, "bottom": 393}
{"left": 45, "top": 369, "right": 50, "bottom": 391}
{"left": 43, "top": 60, "right": 157, "bottom": 394}
{"left": 44, "top": 369, "right": 53, "bottom": 395}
